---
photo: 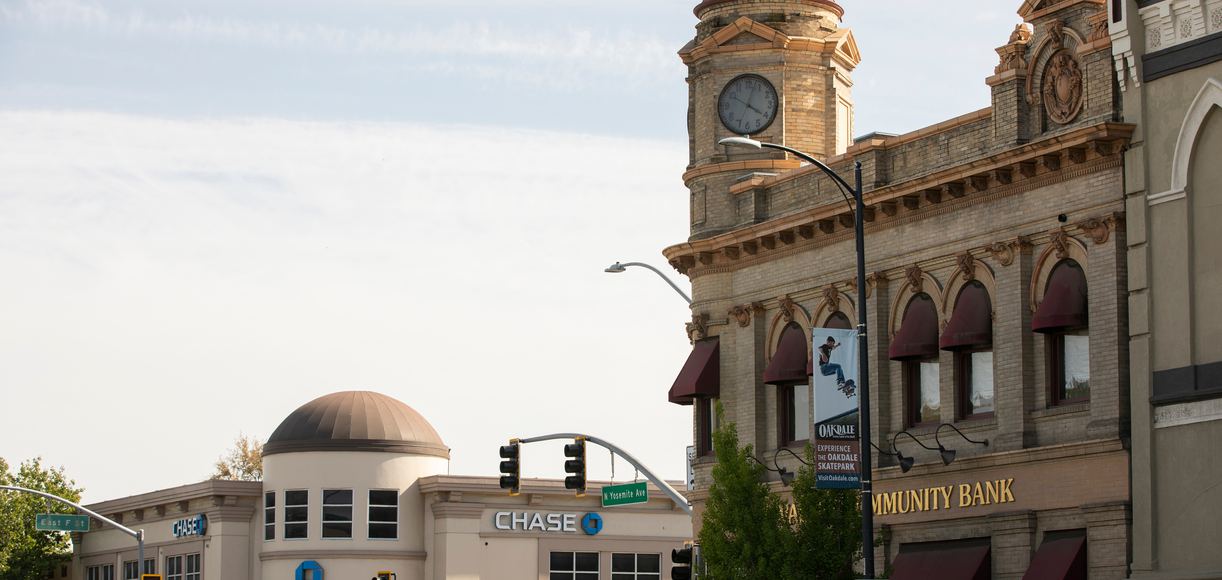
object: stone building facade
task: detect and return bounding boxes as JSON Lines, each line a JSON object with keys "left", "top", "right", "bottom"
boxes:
{"left": 664, "top": 0, "right": 1134, "bottom": 577}
{"left": 1110, "top": 0, "right": 1222, "bottom": 578}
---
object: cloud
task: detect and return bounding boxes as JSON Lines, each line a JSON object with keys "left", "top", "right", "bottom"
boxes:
{"left": 0, "top": 109, "right": 694, "bottom": 501}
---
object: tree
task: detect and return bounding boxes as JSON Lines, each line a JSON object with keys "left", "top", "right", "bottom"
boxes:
{"left": 697, "top": 403, "right": 791, "bottom": 579}
{"left": 0, "top": 457, "right": 84, "bottom": 580}
{"left": 211, "top": 434, "right": 264, "bottom": 481}
{"left": 785, "top": 446, "right": 862, "bottom": 579}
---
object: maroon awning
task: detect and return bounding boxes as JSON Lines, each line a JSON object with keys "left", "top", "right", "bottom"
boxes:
{"left": 891, "top": 543, "right": 990, "bottom": 580}
{"left": 668, "top": 337, "right": 720, "bottom": 406}
{"left": 1033, "top": 260, "right": 1088, "bottom": 333}
{"left": 1022, "top": 533, "right": 1086, "bottom": 580}
{"left": 764, "top": 322, "right": 808, "bottom": 385}
{"left": 890, "top": 293, "right": 940, "bottom": 361}
{"left": 940, "top": 282, "right": 993, "bottom": 351}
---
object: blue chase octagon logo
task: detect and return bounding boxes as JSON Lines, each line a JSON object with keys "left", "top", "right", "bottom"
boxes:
{"left": 580, "top": 512, "right": 603, "bottom": 536}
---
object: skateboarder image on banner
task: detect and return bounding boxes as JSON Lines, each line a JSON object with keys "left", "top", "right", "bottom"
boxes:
{"left": 818, "top": 336, "right": 856, "bottom": 398}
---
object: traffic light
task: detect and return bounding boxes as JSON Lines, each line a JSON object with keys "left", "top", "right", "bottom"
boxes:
{"left": 671, "top": 545, "right": 693, "bottom": 580}
{"left": 372, "top": 572, "right": 397, "bottom": 580}
{"left": 563, "top": 437, "right": 586, "bottom": 496}
{"left": 499, "top": 440, "right": 521, "bottom": 495}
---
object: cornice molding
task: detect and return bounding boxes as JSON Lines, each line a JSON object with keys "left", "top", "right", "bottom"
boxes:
{"left": 260, "top": 549, "right": 426, "bottom": 562}
{"left": 664, "top": 123, "right": 1132, "bottom": 279}
{"left": 683, "top": 158, "right": 803, "bottom": 184}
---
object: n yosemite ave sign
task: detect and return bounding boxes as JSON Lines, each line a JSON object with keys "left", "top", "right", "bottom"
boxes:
{"left": 602, "top": 482, "right": 648, "bottom": 507}
{"left": 872, "top": 478, "right": 1016, "bottom": 516}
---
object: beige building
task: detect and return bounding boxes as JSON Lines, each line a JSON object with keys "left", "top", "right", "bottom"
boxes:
{"left": 1109, "top": 0, "right": 1222, "bottom": 578}
{"left": 74, "top": 391, "right": 691, "bottom": 580}
{"left": 665, "top": 0, "right": 1133, "bottom": 577}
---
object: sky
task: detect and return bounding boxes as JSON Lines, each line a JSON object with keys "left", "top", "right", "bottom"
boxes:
{"left": 0, "top": 0, "right": 1021, "bottom": 503}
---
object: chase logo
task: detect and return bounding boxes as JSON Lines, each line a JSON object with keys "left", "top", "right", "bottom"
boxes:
{"left": 580, "top": 512, "right": 603, "bottom": 536}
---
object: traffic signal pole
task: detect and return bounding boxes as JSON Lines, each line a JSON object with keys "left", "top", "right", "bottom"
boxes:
{"left": 517, "top": 432, "right": 692, "bottom": 515}
{"left": 1, "top": 485, "right": 146, "bottom": 571}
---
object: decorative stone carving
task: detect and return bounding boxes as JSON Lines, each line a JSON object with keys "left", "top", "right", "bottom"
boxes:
{"left": 778, "top": 296, "right": 797, "bottom": 323}
{"left": 1010, "top": 23, "right": 1033, "bottom": 44}
{"left": 823, "top": 285, "right": 841, "bottom": 313}
{"left": 956, "top": 252, "right": 977, "bottom": 281}
{"left": 987, "top": 241, "right": 1016, "bottom": 267}
{"left": 1043, "top": 50, "right": 1084, "bottom": 125}
{"left": 1088, "top": 12, "right": 1109, "bottom": 42}
{"left": 686, "top": 313, "right": 709, "bottom": 343}
{"left": 729, "top": 302, "right": 765, "bottom": 327}
{"left": 1078, "top": 213, "right": 1122, "bottom": 245}
{"left": 1049, "top": 229, "right": 1071, "bottom": 259}
{"left": 996, "top": 24, "right": 1032, "bottom": 74}
{"left": 905, "top": 265, "right": 924, "bottom": 292}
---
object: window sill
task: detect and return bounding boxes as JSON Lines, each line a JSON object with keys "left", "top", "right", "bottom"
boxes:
{"left": 1031, "top": 402, "right": 1089, "bottom": 420}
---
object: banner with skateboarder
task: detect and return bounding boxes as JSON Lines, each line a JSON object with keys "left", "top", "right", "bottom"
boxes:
{"left": 812, "top": 327, "right": 861, "bottom": 489}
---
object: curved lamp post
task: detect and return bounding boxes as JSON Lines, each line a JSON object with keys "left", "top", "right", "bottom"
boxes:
{"left": 719, "top": 136, "right": 875, "bottom": 577}
{"left": 604, "top": 261, "right": 692, "bottom": 304}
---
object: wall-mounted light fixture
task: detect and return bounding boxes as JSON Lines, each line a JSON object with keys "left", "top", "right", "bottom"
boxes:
{"left": 870, "top": 441, "right": 910, "bottom": 473}
{"left": 892, "top": 431, "right": 939, "bottom": 472}
{"left": 935, "top": 424, "right": 989, "bottom": 465}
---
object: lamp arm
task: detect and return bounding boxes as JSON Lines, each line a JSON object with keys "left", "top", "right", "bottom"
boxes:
{"left": 870, "top": 441, "right": 900, "bottom": 457}
{"left": 935, "top": 423, "right": 989, "bottom": 447}
{"left": 773, "top": 446, "right": 814, "bottom": 467}
{"left": 755, "top": 142, "right": 857, "bottom": 208}
{"left": 617, "top": 262, "right": 693, "bottom": 304}
{"left": 892, "top": 430, "right": 939, "bottom": 452}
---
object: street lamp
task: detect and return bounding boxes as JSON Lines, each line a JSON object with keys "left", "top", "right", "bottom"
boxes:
{"left": 604, "top": 261, "right": 693, "bottom": 304}
{"left": 719, "top": 136, "right": 876, "bottom": 578}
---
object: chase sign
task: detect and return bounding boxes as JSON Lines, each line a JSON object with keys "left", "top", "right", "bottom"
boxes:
{"left": 171, "top": 514, "right": 207, "bottom": 538}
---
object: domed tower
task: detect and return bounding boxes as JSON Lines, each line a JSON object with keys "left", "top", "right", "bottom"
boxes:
{"left": 261, "top": 391, "right": 449, "bottom": 580}
{"left": 682, "top": 0, "right": 860, "bottom": 240}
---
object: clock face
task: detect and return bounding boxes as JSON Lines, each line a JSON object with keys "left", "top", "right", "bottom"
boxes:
{"left": 718, "top": 74, "right": 778, "bottom": 135}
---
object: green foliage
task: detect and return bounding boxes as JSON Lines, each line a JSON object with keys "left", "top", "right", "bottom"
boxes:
{"left": 697, "top": 403, "right": 790, "bottom": 579}
{"left": 0, "top": 457, "right": 84, "bottom": 580}
{"left": 786, "top": 446, "right": 862, "bottom": 579}
{"left": 698, "top": 404, "right": 862, "bottom": 579}
{"left": 211, "top": 434, "right": 264, "bottom": 481}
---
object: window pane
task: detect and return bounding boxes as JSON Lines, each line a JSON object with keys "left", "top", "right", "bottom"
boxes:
{"left": 613, "top": 575, "right": 634, "bottom": 580}
{"left": 550, "top": 574, "right": 571, "bottom": 580}
{"left": 577, "top": 574, "right": 598, "bottom": 580}
{"left": 322, "top": 506, "right": 352, "bottom": 522}
{"left": 793, "top": 384, "right": 811, "bottom": 441}
{"left": 322, "top": 489, "right": 352, "bottom": 505}
{"left": 969, "top": 351, "right": 995, "bottom": 414}
{"left": 638, "top": 554, "right": 660, "bottom": 572}
{"left": 285, "top": 490, "right": 308, "bottom": 505}
{"left": 285, "top": 506, "right": 308, "bottom": 522}
{"left": 612, "top": 554, "right": 634, "bottom": 572}
{"left": 1063, "top": 333, "right": 1090, "bottom": 400}
{"left": 366, "top": 505, "right": 395, "bottom": 525}
{"left": 369, "top": 523, "right": 397, "bottom": 539}
{"left": 284, "top": 523, "right": 307, "bottom": 539}
{"left": 265, "top": 491, "right": 275, "bottom": 507}
{"left": 144, "top": 560, "right": 156, "bottom": 574}
{"left": 369, "top": 490, "right": 398, "bottom": 506}
{"left": 575, "top": 552, "right": 599, "bottom": 571}
{"left": 186, "top": 554, "right": 199, "bottom": 573}
{"left": 919, "top": 361, "right": 940, "bottom": 423}
{"left": 322, "top": 523, "right": 352, "bottom": 538}
{"left": 550, "top": 552, "right": 573, "bottom": 572}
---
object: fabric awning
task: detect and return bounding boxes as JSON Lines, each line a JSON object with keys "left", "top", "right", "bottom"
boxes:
{"left": 890, "top": 293, "right": 940, "bottom": 361}
{"left": 940, "top": 282, "right": 993, "bottom": 351}
{"left": 890, "top": 542, "right": 990, "bottom": 580}
{"left": 1022, "top": 533, "right": 1086, "bottom": 580}
{"left": 1033, "top": 260, "right": 1088, "bottom": 333}
{"left": 668, "top": 337, "right": 720, "bottom": 406}
{"left": 764, "top": 322, "right": 808, "bottom": 385}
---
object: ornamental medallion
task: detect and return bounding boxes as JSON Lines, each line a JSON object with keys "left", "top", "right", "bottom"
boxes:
{"left": 1042, "top": 50, "right": 1083, "bottom": 125}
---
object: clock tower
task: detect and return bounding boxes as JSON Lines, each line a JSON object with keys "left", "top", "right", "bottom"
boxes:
{"left": 682, "top": 0, "right": 860, "bottom": 240}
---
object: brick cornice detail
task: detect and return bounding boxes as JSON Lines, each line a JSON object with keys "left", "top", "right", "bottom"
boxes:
{"left": 664, "top": 122, "right": 1133, "bottom": 278}
{"left": 683, "top": 159, "right": 804, "bottom": 184}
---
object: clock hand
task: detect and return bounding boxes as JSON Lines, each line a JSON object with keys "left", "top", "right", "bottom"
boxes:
{"left": 734, "top": 96, "right": 765, "bottom": 116}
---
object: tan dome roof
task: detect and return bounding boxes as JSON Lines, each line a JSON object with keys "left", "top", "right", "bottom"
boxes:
{"left": 264, "top": 391, "right": 449, "bottom": 458}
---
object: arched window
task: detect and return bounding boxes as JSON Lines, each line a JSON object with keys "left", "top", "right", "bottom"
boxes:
{"left": 890, "top": 293, "right": 941, "bottom": 426}
{"left": 941, "top": 281, "right": 994, "bottom": 418}
{"left": 1033, "top": 259, "right": 1089, "bottom": 404}
{"left": 764, "top": 322, "right": 810, "bottom": 447}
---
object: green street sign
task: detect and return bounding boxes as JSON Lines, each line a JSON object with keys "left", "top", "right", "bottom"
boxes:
{"left": 36, "top": 513, "right": 90, "bottom": 532}
{"left": 602, "top": 482, "right": 648, "bottom": 507}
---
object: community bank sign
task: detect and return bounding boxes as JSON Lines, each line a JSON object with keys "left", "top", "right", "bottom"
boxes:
{"left": 872, "top": 478, "right": 1016, "bottom": 516}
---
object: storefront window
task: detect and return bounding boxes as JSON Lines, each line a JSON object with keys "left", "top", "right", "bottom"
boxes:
{"left": 123, "top": 561, "right": 138, "bottom": 580}
{"left": 284, "top": 490, "right": 309, "bottom": 539}
{"left": 165, "top": 556, "right": 182, "bottom": 580}
{"left": 368, "top": 490, "right": 399, "bottom": 540}
{"left": 264, "top": 491, "right": 275, "bottom": 540}
{"left": 322, "top": 489, "right": 353, "bottom": 539}
{"left": 611, "top": 553, "right": 661, "bottom": 580}
{"left": 184, "top": 554, "right": 200, "bottom": 580}
{"left": 87, "top": 565, "right": 114, "bottom": 580}
{"left": 550, "top": 551, "right": 598, "bottom": 580}
{"left": 143, "top": 559, "right": 155, "bottom": 575}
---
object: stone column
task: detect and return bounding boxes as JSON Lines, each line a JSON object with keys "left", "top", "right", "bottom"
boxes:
{"left": 994, "top": 240, "right": 1037, "bottom": 451}
{"left": 988, "top": 510, "right": 1036, "bottom": 580}
{"left": 1086, "top": 218, "right": 1129, "bottom": 440}
{"left": 1083, "top": 501, "right": 1131, "bottom": 580}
